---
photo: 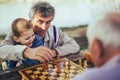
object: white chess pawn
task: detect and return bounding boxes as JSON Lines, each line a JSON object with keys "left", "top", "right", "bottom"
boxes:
{"left": 2, "top": 61, "right": 8, "bottom": 70}
{"left": 79, "top": 59, "right": 82, "bottom": 67}
{"left": 84, "top": 60, "right": 87, "bottom": 69}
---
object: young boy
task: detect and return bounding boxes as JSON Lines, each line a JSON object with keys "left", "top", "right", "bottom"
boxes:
{"left": 8, "top": 18, "right": 43, "bottom": 69}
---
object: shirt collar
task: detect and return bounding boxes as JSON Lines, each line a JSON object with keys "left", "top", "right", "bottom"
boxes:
{"left": 44, "top": 31, "right": 50, "bottom": 42}
{"left": 102, "top": 54, "right": 120, "bottom": 69}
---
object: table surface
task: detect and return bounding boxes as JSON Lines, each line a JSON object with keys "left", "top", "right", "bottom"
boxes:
{"left": 0, "top": 51, "right": 91, "bottom": 80}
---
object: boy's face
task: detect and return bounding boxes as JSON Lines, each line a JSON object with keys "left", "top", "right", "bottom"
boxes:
{"left": 14, "top": 28, "right": 35, "bottom": 47}
{"left": 31, "top": 13, "right": 53, "bottom": 37}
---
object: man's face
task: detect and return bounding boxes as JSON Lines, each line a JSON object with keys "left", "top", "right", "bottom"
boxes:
{"left": 31, "top": 13, "right": 53, "bottom": 37}
{"left": 14, "top": 29, "right": 35, "bottom": 47}
{"left": 89, "top": 44, "right": 99, "bottom": 67}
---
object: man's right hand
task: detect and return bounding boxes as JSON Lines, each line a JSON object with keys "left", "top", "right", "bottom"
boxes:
{"left": 23, "top": 46, "right": 55, "bottom": 62}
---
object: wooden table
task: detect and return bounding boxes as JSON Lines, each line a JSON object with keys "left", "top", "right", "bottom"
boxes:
{"left": 0, "top": 51, "right": 91, "bottom": 80}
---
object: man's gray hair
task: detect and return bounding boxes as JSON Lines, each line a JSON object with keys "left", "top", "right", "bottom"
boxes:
{"left": 87, "top": 2, "right": 120, "bottom": 49}
{"left": 87, "top": 14, "right": 120, "bottom": 50}
{"left": 29, "top": 1, "right": 55, "bottom": 19}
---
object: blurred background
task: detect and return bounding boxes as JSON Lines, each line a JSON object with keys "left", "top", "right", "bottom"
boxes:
{"left": 0, "top": 0, "right": 118, "bottom": 71}
{"left": 0, "top": 0, "right": 115, "bottom": 33}
{"left": 0, "top": 0, "right": 116, "bottom": 47}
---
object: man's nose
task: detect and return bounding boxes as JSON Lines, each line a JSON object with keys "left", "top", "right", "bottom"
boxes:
{"left": 41, "top": 23, "right": 46, "bottom": 30}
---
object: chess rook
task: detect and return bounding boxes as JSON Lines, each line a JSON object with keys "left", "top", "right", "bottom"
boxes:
{"left": 68, "top": 60, "right": 71, "bottom": 69}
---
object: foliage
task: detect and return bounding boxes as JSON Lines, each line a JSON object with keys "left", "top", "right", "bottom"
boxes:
{"left": 60, "top": 25, "right": 87, "bottom": 31}
{"left": 0, "top": 34, "right": 6, "bottom": 40}
{"left": 80, "top": 46, "right": 88, "bottom": 50}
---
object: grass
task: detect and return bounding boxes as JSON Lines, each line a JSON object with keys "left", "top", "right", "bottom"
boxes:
{"left": 0, "top": 25, "right": 88, "bottom": 48}
{"left": 0, "top": 34, "right": 6, "bottom": 40}
{"left": 60, "top": 25, "right": 87, "bottom": 31}
{"left": 0, "top": 25, "right": 87, "bottom": 40}
{"left": 80, "top": 46, "right": 88, "bottom": 50}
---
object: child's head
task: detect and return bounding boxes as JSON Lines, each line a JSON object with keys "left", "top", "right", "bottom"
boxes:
{"left": 11, "top": 18, "right": 35, "bottom": 47}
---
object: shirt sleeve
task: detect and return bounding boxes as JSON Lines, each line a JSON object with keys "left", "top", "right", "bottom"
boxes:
{"left": 0, "top": 31, "right": 28, "bottom": 60}
{"left": 55, "top": 28, "right": 80, "bottom": 56}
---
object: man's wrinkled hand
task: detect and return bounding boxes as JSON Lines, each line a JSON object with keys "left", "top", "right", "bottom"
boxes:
{"left": 23, "top": 46, "right": 55, "bottom": 62}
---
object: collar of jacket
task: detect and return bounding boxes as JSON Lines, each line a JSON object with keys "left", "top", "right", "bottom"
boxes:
{"left": 44, "top": 31, "right": 50, "bottom": 43}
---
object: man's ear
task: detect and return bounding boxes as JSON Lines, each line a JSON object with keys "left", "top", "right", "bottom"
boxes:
{"left": 92, "top": 39, "right": 104, "bottom": 58}
{"left": 13, "top": 36, "right": 19, "bottom": 43}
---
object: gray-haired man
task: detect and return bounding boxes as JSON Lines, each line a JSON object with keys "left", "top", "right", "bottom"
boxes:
{"left": 73, "top": 12, "right": 120, "bottom": 80}
{"left": 0, "top": 1, "right": 80, "bottom": 62}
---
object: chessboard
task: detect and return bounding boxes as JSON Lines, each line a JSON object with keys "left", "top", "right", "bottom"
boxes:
{"left": 19, "top": 58, "right": 86, "bottom": 80}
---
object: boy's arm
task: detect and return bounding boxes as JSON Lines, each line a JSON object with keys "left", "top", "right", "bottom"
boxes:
{"left": 0, "top": 31, "right": 54, "bottom": 61}
{"left": 0, "top": 31, "right": 28, "bottom": 60}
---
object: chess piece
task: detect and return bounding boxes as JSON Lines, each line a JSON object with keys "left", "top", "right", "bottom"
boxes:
{"left": 57, "top": 58, "right": 61, "bottom": 66}
{"left": 86, "top": 52, "right": 92, "bottom": 62}
{"left": 52, "top": 58, "right": 56, "bottom": 68}
{"left": 64, "top": 66, "right": 68, "bottom": 74}
{"left": 57, "top": 54, "right": 60, "bottom": 60}
{"left": 43, "top": 62, "right": 48, "bottom": 70}
{"left": 53, "top": 58, "right": 57, "bottom": 65}
{"left": 84, "top": 60, "right": 87, "bottom": 69}
{"left": 79, "top": 59, "right": 82, "bottom": 67}
{"left": 64, "top": 72, "right": 68, "bottom": 79}
{"left": 22, "top": 77, "right": 26, "bottom": 80}
{"left": 40, "top": 75, "right": 46, "bottom": 80}
{"left": 19, "top": 58, "right": 83, "bottom": 80}
{"left": 56, "top": 63, "right": 61, "bottom": 74}
{"left": 33, "top": 74, "right": 37, "bottom": 80}
{"left": 2, "top": 61, "right": 8, "bottom": 70}
{"left": 63, "top": 60, "right": 66, "bottom": 67}
{"left": 64, "top": 66, "right": 67, "bottom": 73}
{"left": 67, "top": 73, "right": 70, "bottom": 80}
{"left": 42, "top": 62, "right": 45, "bottom": 68}
{"left": 64, "top": 67, "right": 70, "bottom": 80}
{"left": 44, "top": 62, "right": 48, "bottom": 70}
{"left": 45, "top": 63, "right": 48, "bottom": 70}
{"left": 67, "top": 60, "right": 71, "bottom": 69}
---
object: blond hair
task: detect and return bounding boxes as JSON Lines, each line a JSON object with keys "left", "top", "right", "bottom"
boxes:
{"left": 11, "top": 18, "right": 32, "bottom": 37}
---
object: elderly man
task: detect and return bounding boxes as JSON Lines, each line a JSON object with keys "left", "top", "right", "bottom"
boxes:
{"left": 72, "top": 12, "right": 120, "bottom": 80}
{"left": 0, "top": 1, "right": 80, "bottom": 62}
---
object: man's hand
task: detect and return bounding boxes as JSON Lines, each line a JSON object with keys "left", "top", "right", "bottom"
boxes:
{"left": 51, "top": 50, "right": 57, "bottom": 57}
{"left": 23, "top": 46, "right": 55, "bottom": 62}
